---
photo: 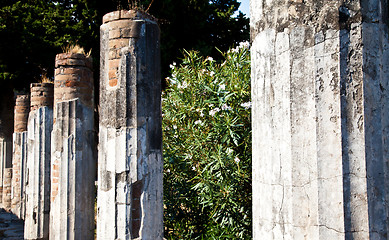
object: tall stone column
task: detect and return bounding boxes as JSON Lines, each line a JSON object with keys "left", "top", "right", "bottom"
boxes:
{"left": 97, "top": 10, "right": 163, "bottom": 239}
{"left": 0, "top": 138, "right": 11, "bottom": 207}
{"left": 11, "top": 132, "right": 27, "bottom": 217}
{"left": 9, "top": 94, "right": 29, "bottom": 212}
{"left": 0, "top": 81, "right": 15, "bottom": 208}
{"left": 49, "top": 52, "right": 95, "bottom": 239}
{"left": 24, "top": 83, "right": 54, "bottom": 240}
{"left": 251, "top": 0, "right": 389, "bottom": 239}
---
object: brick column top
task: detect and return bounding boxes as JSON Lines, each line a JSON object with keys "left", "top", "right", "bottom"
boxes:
{"left": 55, "top": 53, "right": 93, "bottom": 69}
{"left": 54, "top": 52, "right": 93, "bottom": 111}
{"left": 102, "top": 10, "right": 156, "bottom": 24}
{"left": 14, "top": 94, "right": 30, "bottom": 133}
{"left": 30, "top": 83, "right": 54, "bottom": 111}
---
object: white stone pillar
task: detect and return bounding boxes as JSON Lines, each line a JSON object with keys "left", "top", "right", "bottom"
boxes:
{"left": 9, "top": 94, "right": 29, "bottom": 212}
{"left": 251, "top": 0, "right": 389, "bottom": 239}
{"left": 49, "top": 53, "right": 95, "bottom": 239}
{"left": 97, "top": 10, "right": 163, "bottom": 240}
{"left": 11, "top": 131, "right": 27, "bottom": 218}
{"left": 24, "top": 83, "right": 54, "bottom": 239}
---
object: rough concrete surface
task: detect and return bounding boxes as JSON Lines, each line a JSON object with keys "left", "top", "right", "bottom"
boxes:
{"left": 251, "top": 0, "right": 389, "bottom": 239}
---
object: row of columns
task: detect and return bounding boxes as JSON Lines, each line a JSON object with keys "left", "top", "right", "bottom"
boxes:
{"left": 0, "top": 10, "right": 162, "bottom": 240}
{"left": 1, "top": 2, "right": 387, "bottom": 239}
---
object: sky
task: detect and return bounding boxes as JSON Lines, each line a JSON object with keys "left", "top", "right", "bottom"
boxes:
{"left": 237, "top": 0, "right": 250, "bottom": 17}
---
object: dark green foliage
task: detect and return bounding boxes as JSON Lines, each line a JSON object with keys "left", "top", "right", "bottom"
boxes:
{"left": 163, "top": 45, "right": 251, "bottom": 239}
{"left": 0, "top": 0, "right": 248, "bottom": 90}
{"left": 142, "top": 0, "right": 249, "bottom": 77}
{"left": 0, "top": 0, "right": 98, "bottom": 89}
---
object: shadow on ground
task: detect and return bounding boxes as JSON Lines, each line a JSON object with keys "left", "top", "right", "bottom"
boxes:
{"left": 0, "top": 208, "right": 24, "bottom": 239}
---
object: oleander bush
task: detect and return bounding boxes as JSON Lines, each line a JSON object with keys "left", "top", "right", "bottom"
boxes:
{"left": 163, "top": 43, "right": 252, "bottom": 239}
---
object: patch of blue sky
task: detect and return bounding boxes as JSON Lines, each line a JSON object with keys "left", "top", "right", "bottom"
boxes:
{"left": 236, "top": 0, "right": 250, "bottom": 17}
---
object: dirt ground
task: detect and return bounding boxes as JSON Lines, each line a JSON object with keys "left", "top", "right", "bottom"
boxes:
{"left": 0, "top": 208, "right": 24, "bottom": 239}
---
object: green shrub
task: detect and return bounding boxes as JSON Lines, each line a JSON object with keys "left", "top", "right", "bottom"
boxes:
{"left": 163, "top": 43, "right": 251, "bottom": 239}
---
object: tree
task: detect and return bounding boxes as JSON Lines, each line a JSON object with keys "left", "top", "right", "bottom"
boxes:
{"left": 139, "top": 0, "right": 249, "bottom": 77}
{"left": 0, "top": 0, "right": 98, "bottom": 86}
{"left": 163, "top": 44, "right": 252, "bottom": 238}
{"left": 0, "top": 0, "right": 248, "bottom": 89}
{"left": 0, "top": 0, "right": 248, "bottom": 142}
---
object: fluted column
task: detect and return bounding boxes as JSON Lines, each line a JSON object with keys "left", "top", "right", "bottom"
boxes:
{"left": 251, "top": 0, "right": 389, "bottom": 239}
{"left": 24, "top": 83, "right": 54, "bottom": 239}
{"left": 49, "top": 52, "right": 95, "bottom": 239}
{"left": 10, "top": 94, "right": 29, "bottom": 212}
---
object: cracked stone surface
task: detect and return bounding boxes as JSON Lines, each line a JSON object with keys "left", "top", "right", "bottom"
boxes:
{"left": 25, "top": 107, "right": 53, "bottom": 239}
{"left": 11, "top": 132, "right": 27, "bottom": 220}
{"left": 97, "top": 10, "right": 163, "bottom": 240}
{"left": 49, "top": 99, "right": 95, "bottom": 240}
{"left": 251, "top": 0, "right": 389, "bottom": 239}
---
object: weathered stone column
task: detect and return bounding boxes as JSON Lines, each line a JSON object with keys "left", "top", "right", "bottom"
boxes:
{"left": 0, "top": 82, "right": 15, "bottom": 209}
{"left": 251, "top": 0, "right": 389, "bottom": 239}
{"left": 0, "top": 138, "right": 12, "bottom": 207}
{"left": 24, "top": 83, "right": 54, "bottom": 240}
{"left": 97, "top": 10, "right": 163, "bottom": 239}
{"left": 49, "top": 52, "right": 95, "bottom": 239}
{"left": 11, "top": 133, "right": 27, "bottom": 217}
{"left": 9, "top": 94, "right": 29, "bottom": 212}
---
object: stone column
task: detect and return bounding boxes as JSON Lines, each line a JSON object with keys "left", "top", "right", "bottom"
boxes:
{"left": 0, "top": 82, "right": 15, "bottom": 209}
{"left": 49, "top": 52, "right": 95, "bottom": 239}
{"left": 24, "top": 83, "right": 54, "bottom": 240}
{"left": 0, "top": 138, "right": 12, "bottom": 207}
{"left": 9, "top": 94, "right": 29, "bottom": 212}
{"left": 97, "top": 10, "right": 163, "bottom": 239}
{"left": 11, "top": 133, "right": 27, "bottom": 218}
{"left": 251, "top": 0, "right": 389, "bottom": 239}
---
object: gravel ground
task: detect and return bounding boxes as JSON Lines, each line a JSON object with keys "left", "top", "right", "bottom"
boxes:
{"left": 0, "top": 208, "right": 24, "bottom": 240}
